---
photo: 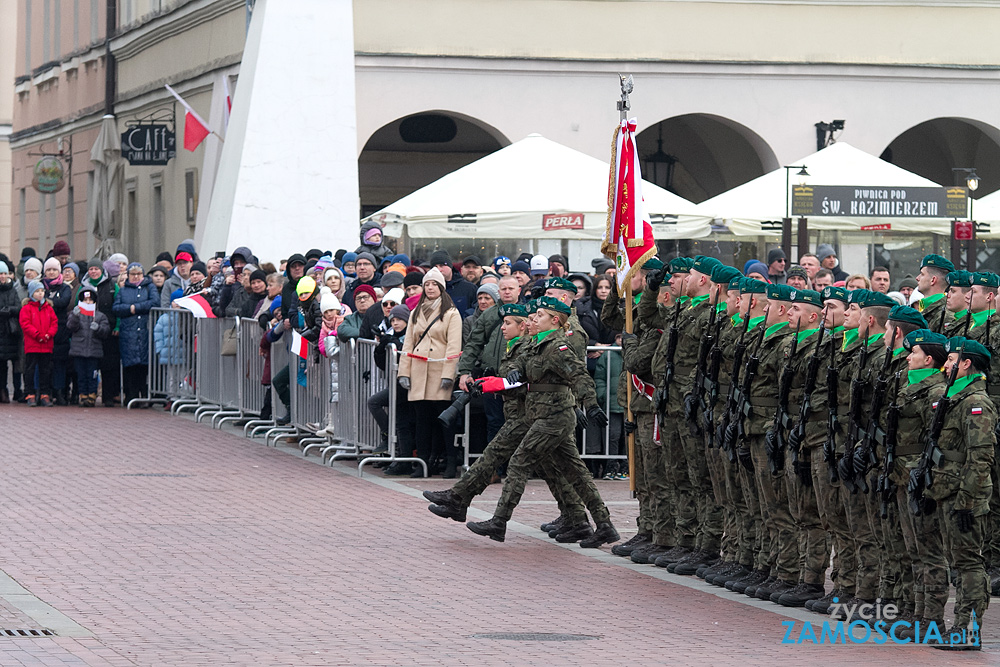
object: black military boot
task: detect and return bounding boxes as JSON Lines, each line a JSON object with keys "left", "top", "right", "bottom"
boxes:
{"left": 427, "top": 500, "right": 467, "bottom": 522}
{"left": 700, "top": 560, "right": 732, "bottom": 582}
{"left": 611, "top": 532, "right": 650, "bottom": 557}
{"left": 467, "top": 517, "right": 506, "bottom": 542}
{"left": 711, "top": 563, "right": 749, "bottom": 587}
{"left": 777, "top": 582, "right": 825, "bottom": 607}
{"left": 764, "top": 579, "right": 798, "bottom": 602}
{"left": 653, "top": 545, "right": 692, "bottom": 568}
{"left": 423, "top": 489, "right": 459, "bottom": 505}
{"left": 554, "top": 522, "right": 594, "bottom": 543}
{"left": 580, "top": 522, "right": 620, "bottom": 549}
{"left": 932, "top": 625, "right": 981, "bottom": 651}
{"left": 673, "top": 550, "right": 719, "bottom": 576}
{"left": 540, "top": 515, "right": 565, "bottom": 533}
{"left": 730, "top": 569, "right": 767, "bottom": 593}
{"left": 806, "top": 587, "right": 843, "bottom": 614}
{"left": 631, "top": 543, "right": 671, "bottom": 564}
{"left": 744, "top": 575, "right": 776, "bottom": 598}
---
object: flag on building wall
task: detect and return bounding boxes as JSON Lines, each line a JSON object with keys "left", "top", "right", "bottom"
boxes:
{"left": 602, "top": 118, "right": 657, "bottom": 290}
{"left": 165, "top": 84, "right": 212, "bottom": 151}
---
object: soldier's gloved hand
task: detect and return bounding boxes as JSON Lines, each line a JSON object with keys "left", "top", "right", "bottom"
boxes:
{"left": 683, "top": 392, "right": 697, "bottom": 422}
{"left": 575, "top": 408, "right": 588, "bottom": 431}
{"left": 619, "top": 331, "right": 637, "bottom": 347}
{"left": 837, "top": 455, "right": 854, "bottom": 484}
{"left": 764, "top": 429, "right": 779, "bottom": 461}
{"left": 723, "top": 422, "right": 739, "bottom": 451}
{"left": 469, "top": 379, "right": 485, "bottom": 397}
{"left": 736, "top": 446, "right": 754, "bottom": 471}
{"left": 398, "top": 376, "right": 410, "bottom": 391}
{"left": 652, "top": 388, "right": 666, "bottom": 414}
{"left": 852, "top": 445, "right": 869, "bottom": 477}
{"left": 506, "top": 369, "right": 522, "bottom": 385}
{"left": 646, "top": 268, "right": 666, "bottom": 292}
{"left": 787, "top": 425, "right": 802, "bottom": 452}
{"left": 587, "top": 405, "right": 609, "bottom": 428}
{"left": 953, "top": 509, "right": 975, "bottom": 534}
{"left": 623, "top": 420, "right": 637, "bottom": 435}
{"left": 907, "top": 466, "right": 923, "bottom": 495}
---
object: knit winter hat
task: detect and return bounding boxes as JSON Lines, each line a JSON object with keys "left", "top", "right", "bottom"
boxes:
{"left": 363, "top": 227, "right": 382, "bottom": 245}
{"left": 389, "top": 304, "right": 410, "bottom": 322}
{"left": 341, "top": 252, "right": 357, "bottom": 266}
{"left": 103, "top": 259, "right": 121, "bottom": 278}
{"left": 477, "top": 282, "right": 500, "bottom": 306}
{"left": 422, "top": 267, "right": 446, "bottom": 288}
{"left": 126, "top": 262, "right": 143, "bottom": 275}
{"left": 319, "top": 289, "right": 341, "bottom": 313}
{"left": 23, "top": 257, "right": 43, "bottom": 275}
{"left": 43, "top": 257, "right": 61, "bottom": 274}
{"left": 403, "top": 272, "right": 423, "bottom": 288}
{"left": 63, "top": 262, "right": 80, "bottom": 278}
{"left": 0, "top": 261, "right": 8, "bottom": 273}
{"left": 108, "top": 253, "right": 128, "bottom": 265}
{"left": 381, "top": 287, "right": 405, "bottom": 305}
{"left": 296, "top": 276, "right": 317, "bottom": 300}
{"left": 51, "top": 240, "right": 71, "bottom": 256}
{"left": 27, "top": 279, "right": 44, "bottom": 299}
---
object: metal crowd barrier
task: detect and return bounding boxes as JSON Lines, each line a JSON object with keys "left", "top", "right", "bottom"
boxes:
{"left": 358, "top": 343, "right": 426, "bottom": 476}
{"left": 192, "top": 317, "right": 228, "bottom": 423}
{"left": 236, "top": 317, "right": 269, "bottom": 435}
{"left": 127, "top": 307, "right": 197, "bottom": 410}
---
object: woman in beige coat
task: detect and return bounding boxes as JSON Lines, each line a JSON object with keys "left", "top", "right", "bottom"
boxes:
{"left": 398, "top": 268, "right": 463, "bottom": 477}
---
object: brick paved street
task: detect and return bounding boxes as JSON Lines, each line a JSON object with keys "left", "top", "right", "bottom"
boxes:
{"left": 0, "top": 405, "right": 997, "bottom": 665}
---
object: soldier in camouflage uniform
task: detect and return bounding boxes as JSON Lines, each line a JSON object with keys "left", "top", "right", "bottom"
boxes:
{"left": 467, "top": 297, "right": 618, "bottom": 547}
{"left": 914, "top": 254, "right": 955, "bottom": 334}
{"left": 925, "top": 337, "right": 996, "bottom": 648}
{"left": 772, "top": 288, "right": 830, "bottom": 606}
{"left": 942, "top": 271, "right": 973, "bottom": 336}
{"left": 893, "top": 329, "right": 949, "bottom": 638}
{"left": 737, "top": 283, "right": 800, "bottom": 602}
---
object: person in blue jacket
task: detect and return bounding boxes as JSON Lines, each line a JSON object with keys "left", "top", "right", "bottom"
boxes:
{"left": 113, "top": 262, "right": 159, "bottom": 405}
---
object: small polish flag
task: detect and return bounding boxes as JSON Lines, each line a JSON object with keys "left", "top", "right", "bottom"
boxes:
{"left": 173, "top": 293, "right": 216, "bottom": 318}
{"left": 79, "top": 302, "right": 96, "bottom": 317}
{"left": 291, "top": 330, "right": 309, "bottom": 359}
{"left": 972, "top": 407, "right": 983, "bottom": 415}
{"left": 476, "top": 376, "right": 523, "bottom": 393}
{"left": 165, "top": 84, "right": 212, "bottom": 151}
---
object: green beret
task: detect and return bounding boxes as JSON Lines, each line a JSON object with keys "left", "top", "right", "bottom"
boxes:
{"left": 888, "top": 305, "right": 927, "bottom": 328}
{"left": 740, "top": 278, "right": 768, "bottom": 295}
{"left": 789, "top": 288, "right": 822, "bottom": 308}
{"left": 728, "top": 276, "right": 743, "bottom": 291}
{"left": 668, "top": 257, "right": 693, "bottom": 274}
{"left": 536, "top": 295, "right": 572, "bottom": 316}
{"left": 947, "top": 270, "right": 974, "bottom": 288}
{"left": 860, "top": 291, "right": 897, "bottom": 309}
{"left": 692, "top": 255, "right": 723, "bottom": 276}
{"left": 821, "top": 286, "right": 849, "bottom": 303}
{"left": 642, "top": 257, "right": 664, "bottom": 272}
{"left": 903, "top": 329, "right": 947, "bottom": 352}
{"left": 544, "top": 276, "right": 578, "bottom": 293}
{"left": 711, "top": 265, "right": 742, "bottom": 285}
{"left": 846, "top": 288, "right": 871, "bottom": 306}
{"left": 525, "top": 299, "right": 539, "bottom": 314}
{"left": 499, "top": 303, "right": 527, "bottom": 318}
{"left": 971, "top": 272, "right": 1000, "bottom": 288}
{"left": 946, "top": 336, "right": 992, "bottom": 362}
{"left": 922, "top": 254, "right": 955, "bottom": 273}
{"left": 766, "top": 283, "right": 793, "bottom": 302}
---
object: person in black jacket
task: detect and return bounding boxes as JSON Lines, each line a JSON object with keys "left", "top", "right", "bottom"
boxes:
{"left": 0, "top": 261, "right": 20, "bottom": 403}
{"left": 42, "top": 258, "right": 74, "bottom": 405}
{"left": 372, "top": 304, "right": 417, "bottom": 475}
{"left": 80, "top": 262, "right": 120, "bottom": 407}
{"left": 428, "top": 249, "right": 477, "bottom": 318}
{"left": 272, "top": 275, "right": 320, "bottom": 424}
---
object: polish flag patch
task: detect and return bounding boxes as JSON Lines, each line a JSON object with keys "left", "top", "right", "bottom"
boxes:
{"left": 971, "top": 407, "right": 983, "bottom": 415}
{"left": 558, "top": 345, "right": 568, "bottom": 351}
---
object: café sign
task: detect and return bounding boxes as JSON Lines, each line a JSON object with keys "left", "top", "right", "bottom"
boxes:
{"left": 121, "top": 124, "right": 176, "bottom": 166}
{"left": 792, "top": 185, "right": 968, "bottom": 218}
{"left": 32, "top": 156, "right": 65, "bottom": 193}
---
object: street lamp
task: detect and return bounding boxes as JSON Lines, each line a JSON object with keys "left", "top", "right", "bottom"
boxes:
{"left": 784, "top": 165, "right": 810, "bottom": 218}
{"left": 952, "top": 167, "right": 980, "bottom": 220}
{"left": 783, "top": 165, "right": 810, "bottom": 262}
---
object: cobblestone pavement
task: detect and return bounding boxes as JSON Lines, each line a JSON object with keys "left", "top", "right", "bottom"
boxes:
{"left": 0, "top": 404, "right": 996, "bottom": 665}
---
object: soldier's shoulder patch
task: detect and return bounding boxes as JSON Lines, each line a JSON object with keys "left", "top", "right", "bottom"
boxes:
{"left": 558, "top": 345, "right": 569, "bottom": 351}
{"left": 972, "top": 407, "right": 983, "bottom": 415}
{"left": 566, "top": 330, "right": 574, "bottom": 336}
{"left": 932, "top": 401, "right": 939, "bottom": 410}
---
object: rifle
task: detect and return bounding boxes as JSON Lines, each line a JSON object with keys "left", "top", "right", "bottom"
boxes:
{"left": 686, "top": 286, "right": 721, "bottom": 435}
{"left": 825, "top": 328, "right": 841, "bottom": 483}
{"left": 841, "top": 327, "right": 872, "bottom": 493}
{"left": 789, "top": 313, "right": 828, "bottom": 486}
{"left": 908, "top": 348, "right": 964, "bottom": 516}
{"left": 656, "top": 295, "right": 684, "bottom": 414}
{"left": 877, "top": 371, "right": 904, "bottom": 519}
{"left": 717, "top": 309, "right": 753, "bottom": 461}
{"left": 854, "top": 327, "right": 899, "bottom": 494}
{"left": 766, "top": 320, "right": 799, "bottom": 474}
{"left": 703, "top": 296, "right": 729, "bottom": 447}
{"left": 725, "top": 305, "right": 771, "bottom": 463}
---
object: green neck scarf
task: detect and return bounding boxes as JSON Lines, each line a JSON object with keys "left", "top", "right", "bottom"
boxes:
{"left": 842, "top": 328, "right": 859, "bottom": 350}
{"left": 893, "top": 346, "right": 907, "bottom": 358}
{"left": 678, "top": 295, "right": 690, "bottom": 306}
{"left": 971, "top": 309, "right": 996, "bottom": 330}
{"left": 764, "top": 321, "right": 788, "bottom": 340}
{"left": 947, "top": 373, "right": 984, "bottom": 398}
{"left": 953, "top": 309, "right": 968, "bottom": 321}
{"left": 832, "top": 325, "right": 845, "bottom": 335}
{"left": 796, "top": 327, "right": 821, "bottom": 344}
{"left": 689, "top": 293, "right": 710, "bottom": 309}
{"left": 506, "top": 336, "right": 521, "bottom": 352}
{"left": 534, "top": 329, "right": 558, "bottom": 343}
{"left": 748, "top": 315, "right": 766, "bottom": 329}
{"left": 715, "top": 302, "right": 727, "bottom": 314}
{"left": 907, "top": 368, "right": 940, "bottom": 386}
{"left": 731, "top": 313, "right": 744, "bottom": 328}
{"left": 866, "top": 332, "right": 885, "bottom": 346}
{"left": 919, "top": 292, "right": 945, "bottom": 309}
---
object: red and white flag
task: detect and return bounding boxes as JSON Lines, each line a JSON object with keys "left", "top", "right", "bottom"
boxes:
{"left": 222, "top": 76, "right": 232, "bottom": 131}
{"left": 476, "top": 376, "right": 524, "bottom": 393}
{"left": 165, "top": 84, "right": 212, "bottom": 151}
{"left": 173, "top": 293, "right": 216, "bottom": 318}
{"left": 602, "top": 118, "right": 657, "bottom": 291}
{"left": 291, "top": 330, "right": 309, "bottom": 359}
{"left": 79, "top": 302, "right": 96, "bottom": 317}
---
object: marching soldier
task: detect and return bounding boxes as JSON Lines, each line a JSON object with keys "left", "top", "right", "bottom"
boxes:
{"left": 914, "top": 254, "right": 955, "bottom": 333}
{"left": 943, "top": 271, "right": 973, "bottom": 335}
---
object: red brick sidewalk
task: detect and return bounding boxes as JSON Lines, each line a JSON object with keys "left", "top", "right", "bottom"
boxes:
{"left": 0, "top": 405, "right": 995, "bottom": 665}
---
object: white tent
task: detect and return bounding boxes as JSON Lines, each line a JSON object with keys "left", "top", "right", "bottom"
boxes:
{"left": 697, "top": 142, "right": 956, "bottom": 236}
{"left": 970, "top": 189, "right": 1000, "bottom": 237}
{"left": 365, "top": 134, "right": 711, "bottom": 241}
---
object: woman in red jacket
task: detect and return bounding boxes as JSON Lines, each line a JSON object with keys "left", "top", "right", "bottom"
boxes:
{"left": 19, "top": 280, "right": 58, "bottom": 406}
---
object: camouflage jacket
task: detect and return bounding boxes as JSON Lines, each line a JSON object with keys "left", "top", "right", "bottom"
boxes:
{"left": 782, "top": 326, "right": 825, "bottom": 444}
{"left": 942, "top": 309, "right": 971, "bottom": 336}
{"left": 622, "top": 326, "right": 662, "bottom": 414}
{"left": 915, "top": 292, "right": 948, "bottom": 334}
{"left": 510, "top": 328, "right": 598, "bottom": 422}
{"left": 801, "top": 328, "right": 840, "bottom": 450}
{"left": 964, "top": 309, "right": 1000, "bottom": 408}
{"left": 601, "top": 287, "right": 646, "bottom": 411}
{"left": 648, "top": 291, "right": 711, "bottom": 397}
{"left": 889, "top": 368, "right": 945, "bottom": 486}
{"left": 499, "top": 336, "right": 532, "bottom": 420}
{"left": 925, "top": 375, "right": 996, "bottom": 514}
{"left": 743, "top": 321, "right": 796, "bottom": 436}
{"left": 714, "top": 313, "right": 746, "bottom": 410}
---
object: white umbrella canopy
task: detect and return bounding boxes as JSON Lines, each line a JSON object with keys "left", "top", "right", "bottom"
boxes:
{"left": 971, "top": 189, "right": 1000, "bottom": 238}
{"left": 697, "top": 142, "right": 955, "bottom": 236}
{"left": 364, "top": 133, "right": 711, "bottom": 241}
{"left": 88, "top": 115, "right": 125, "bottom": 259}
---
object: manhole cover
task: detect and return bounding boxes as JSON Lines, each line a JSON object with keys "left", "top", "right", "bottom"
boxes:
{"left": 472, "top": 633, "right": 598, "bottom": 641}
{"left": 0, "top": 629, "right": 55, "bottom": 637}
{"left": 122, "top": 473, "right": 191, "bottom": 478}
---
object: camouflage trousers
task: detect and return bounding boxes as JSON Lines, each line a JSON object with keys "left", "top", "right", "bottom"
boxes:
{"left": 631, "top": 414, "right": 652, "bottom": 535}
{"left": 635, "top": 412, "right": 676, "bottom": 546}
{"left": 704, "top": 430, "right": 736, "bottom": 558}
{"left": 721, "top": 446, "right": 755, "bottom": 567}
{"left": 493, "top": 410, "right": 611, "bottom": 525}
{"left": 859, "top": 482, "right": 907, "bottom": 601}
{"left": 735, "top": 442, "right": 768, "bottom": 570}
{"left": 986, "top": 443, "right": 1000, "bottom": 570}
{"left": 451, "top": 413, "right": 587, "bottom": 523}
{"left": 895, "top": 483, "right": 948, "bottom": 621}
{"left": 661, "top": 410, "right": 698, "bottom": 549}
{"left": 748, "top": 434, "right": 798, "bottom": 581}
{"left": 784, "top": 448, "right": 829, "bottom": 585}
{"left": 809, "top": 447, "right": 857, "bottom": 597}
{"left": 939, "top": 497, "right": 990, "bottom": 629}
{"left": 674, "top": 405, "right": 724, "bottom": 552}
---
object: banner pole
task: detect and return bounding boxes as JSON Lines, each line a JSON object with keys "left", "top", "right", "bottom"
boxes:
{"left": 625, "top": 282, "right": 636, "bottom": 493}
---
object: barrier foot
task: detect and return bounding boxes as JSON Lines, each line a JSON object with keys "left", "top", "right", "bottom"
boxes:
{"left": 264, "top": 426, "right": 296, "bottom": 447}
{"left": 172, "top": 399, "right": 199, "bottom": 415}
{"left": 212, "top": 410, "right": 243, "bottom": 429}
{"left": 298, "top": 437, "right": 325, "bottom": 454}
{"left": 243, "top": 419, "right": 270, "bottom": 437}
{"left": 195, "top": 405, "right": 222, "bottom": 423}
{"left": 358, "top": 456, "right": 426, "bottom": 478}
{"left": 126, "top": 397, "right": 167, "bottom": 410}
{"left": 250, "top": 422, "right": 276, "bottom": 439}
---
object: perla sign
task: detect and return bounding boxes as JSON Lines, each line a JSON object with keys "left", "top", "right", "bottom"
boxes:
{"left": 793, "top": 185, "right": 968, "bottom": 218}
{"left": 121, "top": 124, "right": 177, "bottom": 166}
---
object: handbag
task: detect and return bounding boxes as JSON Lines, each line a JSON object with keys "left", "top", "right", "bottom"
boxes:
{"left": 221, "top": 326, "right": 238, "bottom": 356}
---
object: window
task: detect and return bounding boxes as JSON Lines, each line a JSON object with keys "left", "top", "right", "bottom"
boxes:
{"left": 151, "top": 173, "right": 164, "bottom": 256}
{"left": 90, "top": 0, "right": 98, "bottom": 42}
{"left": 66, "top": 185, "right": 74, "bottom": 252}
{"left": 42, "top": 0, "right": 49, "bottom": 63}
{"left": 86, "top": 172, "right": 94, "bottom": 257}
{"left": 185, "top": 168, "right": 198, "bottom": 224}
{"left": 125, "top": 180, "right": 137, "bottom": 261}
{"left": 18, "top": 189, "right": 26, "bottom": 251}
